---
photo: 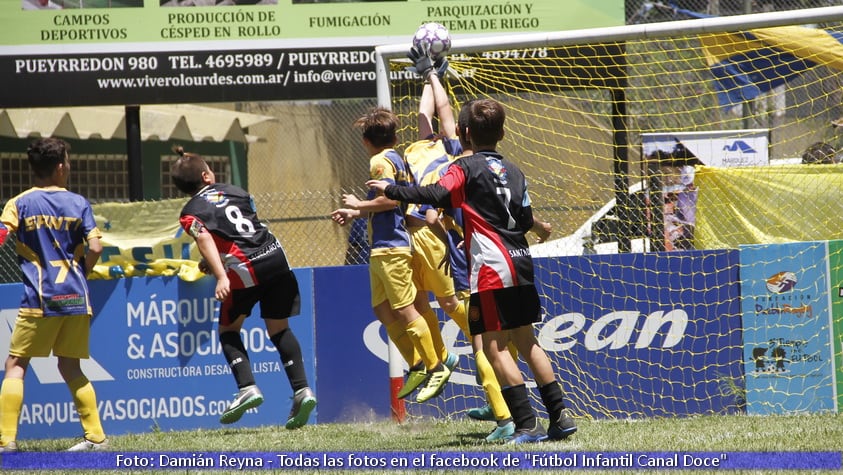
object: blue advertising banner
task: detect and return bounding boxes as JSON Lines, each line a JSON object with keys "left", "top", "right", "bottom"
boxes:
{"left": 313, "top": 265, "right": 484, "bottom": 422}
{"left": 313, "top": 265, "right": 388, "bottom": 422}
{"left": 740, "top": 241, "right": 836, "bottom": 414}
{"left": 0, "top": 251, "right": 747, "bottom": 439}
{"left": 533, "top": 250, "right": 743, "bottom": 418}
{"left": 0, "top": 270, "right": 316, "bottom": 439}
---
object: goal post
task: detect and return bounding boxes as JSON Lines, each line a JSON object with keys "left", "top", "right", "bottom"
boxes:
{"left": 375, "top": 6, "right": 843, "bottom": 421}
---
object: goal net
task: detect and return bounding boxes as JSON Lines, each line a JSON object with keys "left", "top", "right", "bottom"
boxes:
{"left": 377, "top": 6, "right": 843, "bottom": 420}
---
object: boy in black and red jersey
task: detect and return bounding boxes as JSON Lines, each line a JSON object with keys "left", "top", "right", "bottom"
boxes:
{"left": 171, "top": 147, "right": 316, "bottom": 430}
{"left": 368, "top": 99, "right": 577, "bottom": 444}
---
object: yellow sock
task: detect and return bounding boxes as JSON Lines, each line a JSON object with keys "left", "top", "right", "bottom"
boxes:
{"left": 420, "top": 307, "right": 447, "bottom": 361}
{"left": 68, "top": 376, "right": 106, "bottom": 443}
{"left": 405, "top": 317, "right": 439, "bottom": 371}
{"left": 475, "top": 350, "right": 511, "bottom": 420}
{"left": 446, "top": 300, "right": 469, "bottom": 337}
{"left": 0, "top": 377, "right": 23, "bottom": 445}
{"left": 385, "top": 321, "right": 419, "bottom": 367}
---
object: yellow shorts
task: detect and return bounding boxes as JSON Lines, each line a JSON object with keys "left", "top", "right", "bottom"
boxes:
{"left": 410, "top": 226, "right": 456, "bottom": 298}
{"left": 370, "top": 253, "right": 417, "bottom": 309}
{"left": 9, "top": 315, "right": 91, "bottom": 359}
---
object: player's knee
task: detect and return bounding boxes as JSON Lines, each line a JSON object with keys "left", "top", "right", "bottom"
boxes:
{"left": 439, "top": 300, "right": 458, "bottom": 315}
{"left": 218, "top": 330, "right": 241, "bottom": 345}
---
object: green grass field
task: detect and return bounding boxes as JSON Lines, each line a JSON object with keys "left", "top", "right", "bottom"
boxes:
{"left": 5, "top": 412, "right": 842, "bottom": 474}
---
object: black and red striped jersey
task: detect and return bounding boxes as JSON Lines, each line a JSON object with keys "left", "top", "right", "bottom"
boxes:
{"left": 384, "top": 151, "right": 536, "bottom": 293}
{"left": 179, "top": 183, "right": 289, "bottom": 289}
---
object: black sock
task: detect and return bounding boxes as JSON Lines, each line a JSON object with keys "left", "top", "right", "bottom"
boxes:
{"left": 538, "top": 381, "right": 566, "bottom": 422}
{"left": 501, "top": 384, "right": 537, "bottom": 430}
{"left": 270, "top": 328, "right": 309, "bottom": 392}
{"left": 410, "top": 361, "right": 424, "bottom": 372}
{"left": 219, "top": 331, "right": 255, "bottom": 389}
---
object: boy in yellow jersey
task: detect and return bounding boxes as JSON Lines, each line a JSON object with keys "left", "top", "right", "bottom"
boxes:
{"left": 331, "top": 107, "right": 450, "bottom": 403}
{"left": 0, "top": 138, "right": 108, "bottom": 452}
{"left": 396, "top": 50, "right": 462, "bottom": 401}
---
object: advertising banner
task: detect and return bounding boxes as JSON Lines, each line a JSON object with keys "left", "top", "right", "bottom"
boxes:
{"left": 534, "top": 250, "right": 743, "bottom": 418}
{"left": 0, "top": 270, "right": 316, "bottom": 439}
{"left": 0, "top": 250, "right": 748, "bottom": 440}
{"left": 3, "top": 46, "right": 386, "bottom": 106}
{"left": 740, "top": 241, "right": 836, "bottom": 414}
{"left": 0, "top": 1, "right": 624, "bottom": 106}
{"left": 313, "top": 265, "right": 390, "bottom": 422}
{"left": 825, "top": 240, "right": 843, "bottom": 413}
{"left": 5, "top": 1, "right": 623, "bottom": 47}
{"left": 641, "top": 130, "right": 770, "bottom": 169}
{"left": 313, "top": 264, "right": 484, "bottom": 422}
{"left": 313, "top": 251, "right": 747, "bottom": 421}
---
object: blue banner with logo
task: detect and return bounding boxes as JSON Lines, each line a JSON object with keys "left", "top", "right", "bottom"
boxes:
{"left": 740, "top": 241, "right": 836, "bottom": 414}
{"left": 312, "top": 252, "right": 745, "bottom": 421}
{"left": 0, "top": 251, "right": 750, "bottom": 439}
{"left": 0, "top": 270, "right": 315, "bottom": 440}
{"left": 534, "top": 251, "right": 743, "bottom": 418}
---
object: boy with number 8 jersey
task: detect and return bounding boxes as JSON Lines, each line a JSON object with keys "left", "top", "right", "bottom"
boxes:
{"left": 170, "top": 147, "right": 316, "bottom": 430}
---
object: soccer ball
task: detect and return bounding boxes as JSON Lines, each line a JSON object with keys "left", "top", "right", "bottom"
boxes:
{"left": 412, "top": 22, "right": 451, "bottom": 60}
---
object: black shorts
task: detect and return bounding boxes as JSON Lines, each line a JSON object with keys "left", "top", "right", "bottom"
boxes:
{"left": 219, "top": 270, "right": 301, "bottom": 326}
{"left": 468, "top": 285, "right": 542, "bottom": 335}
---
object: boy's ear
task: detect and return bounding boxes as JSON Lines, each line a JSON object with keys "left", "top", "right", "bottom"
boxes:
{"left": 458, "top": 124, "right": 468, "bottom": 139}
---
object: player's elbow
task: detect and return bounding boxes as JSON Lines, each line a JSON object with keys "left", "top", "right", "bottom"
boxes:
{"left": 87, "top": 237, "right": 103, "bottom": 254}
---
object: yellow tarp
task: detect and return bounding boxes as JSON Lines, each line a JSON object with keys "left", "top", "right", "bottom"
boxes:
{"left": 695, "top": 164, "right": 843, "bottom": 249}
{"left": 90, "top": 198, "right": 204, "bottom": 281}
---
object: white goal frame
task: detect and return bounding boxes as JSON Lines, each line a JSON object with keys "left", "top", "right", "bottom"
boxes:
{"left": 371, "top": 3, "right": 843, "bottom": 422}
{"left": 375, "top": 5, "right": 843, "bottom": 109}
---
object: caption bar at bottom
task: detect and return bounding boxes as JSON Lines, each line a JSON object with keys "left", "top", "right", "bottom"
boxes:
{"left": 1, "top": 451, "right": 840, "bottom": 470}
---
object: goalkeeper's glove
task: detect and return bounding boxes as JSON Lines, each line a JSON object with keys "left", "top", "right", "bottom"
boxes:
{"left": 434, "top": 56, "right": 450, "bottom": 79}
{"left": 406, "top": 44, "right": 435, "bottom": 80}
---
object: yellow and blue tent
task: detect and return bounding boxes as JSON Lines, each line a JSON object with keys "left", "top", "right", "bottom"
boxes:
{"left": 702, "top": 26, "right": 843, "bottom": 109}
{"left": 672, "top": 5, "right": 843, "bottom": 110}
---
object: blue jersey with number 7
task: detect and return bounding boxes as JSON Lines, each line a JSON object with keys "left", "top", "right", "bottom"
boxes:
{"left": 0, "top": 187, "right": 101, "bottom": 318}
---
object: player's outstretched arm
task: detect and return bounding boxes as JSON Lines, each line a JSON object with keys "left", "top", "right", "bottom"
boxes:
{"left": 331, "top": 208, "right": 363, "bottom": 226}
{"left": 342, "top": 192, "right": 399, "bottom": 213}
{"left": 429, "top": 73, "right": 455, "bottom": 138}
{"left": 368, "top": 179, "right": 451, "bottom": 208}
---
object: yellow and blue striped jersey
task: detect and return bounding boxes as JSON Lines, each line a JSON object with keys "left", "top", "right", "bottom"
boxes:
{"left": 367, "top": 148, "right": 413, "bottom": 257}
{"left": 0, "top": 187, "right": 101, "bottom": 317}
